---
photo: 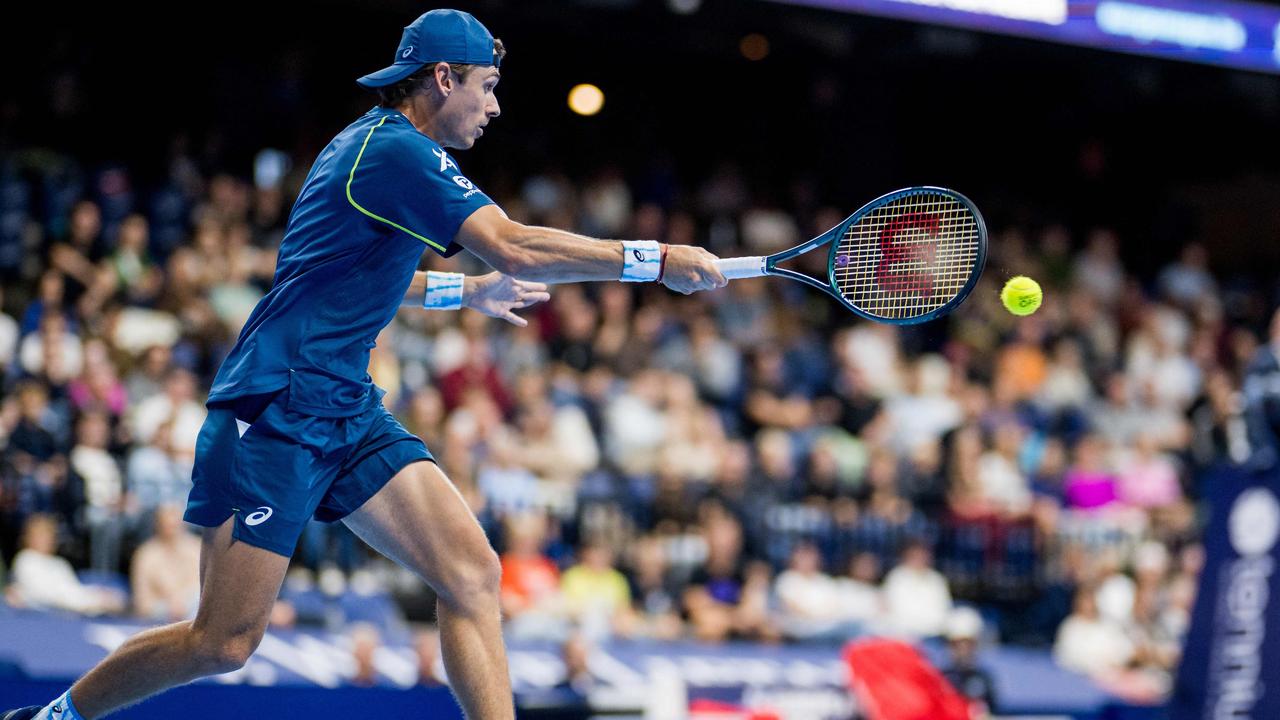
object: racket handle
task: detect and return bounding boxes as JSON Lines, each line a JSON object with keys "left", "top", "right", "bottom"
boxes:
{"left": 714, "top": 256, "right": 767, "bottom": 280}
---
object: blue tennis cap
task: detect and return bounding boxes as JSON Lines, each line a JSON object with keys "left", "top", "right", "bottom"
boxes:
{"left": 358, "top": 9, "right": 500, "bottom": 89}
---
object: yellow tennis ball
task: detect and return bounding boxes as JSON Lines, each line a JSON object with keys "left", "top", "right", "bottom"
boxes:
{"left": 1001, "top": 276, "right": 1042, "bottom": 316}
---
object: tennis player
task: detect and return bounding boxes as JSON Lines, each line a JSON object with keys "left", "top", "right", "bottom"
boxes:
{"left": 6, "top": 8, "right": 726, "bottom": 720}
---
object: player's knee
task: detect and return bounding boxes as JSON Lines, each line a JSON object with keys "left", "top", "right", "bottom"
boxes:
{"left": 439, "top": 544, "right": 501, "bottom": 609}
{"left": 190, "top": 627, "right": 264, "bottom": 674}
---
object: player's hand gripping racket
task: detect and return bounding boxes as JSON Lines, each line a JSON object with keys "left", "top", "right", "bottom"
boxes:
{"left": 715, "top": 187, "right": 987, "bottom": 324}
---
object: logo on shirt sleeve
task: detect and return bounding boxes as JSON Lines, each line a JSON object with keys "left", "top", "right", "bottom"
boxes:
{"left": 453, "top": 175, "right": 475, "bottom": 190}
{"left": 432, "top": 148, "right": 458, "bottom": 173}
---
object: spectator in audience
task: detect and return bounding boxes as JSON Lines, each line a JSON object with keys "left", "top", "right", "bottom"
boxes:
{"left": 48, "top": 200, "right": 104, "bottom": 303}
{"left": 414, "top": 626, "right": 446, "bottom": 687}
{"left": 124, "top": 417, "right": 194, "bottom": 529}
{"left": 1157, "top": 243, "right": 1216, "bottom": 309}
{"left": 620, "top": 534, "right": 683, "bottom": 640}
{"left": 401, "top": 386, "right": 447, "bottom": 452}
{"left": 940, "top": 607, "right": 997, "bottom": 716}
{"left": 476, "top": 427, "right": 540, "bottom": 515}
{"left": 1091, "top": 374, "right": 1145, "bottom": 448}
{"left": 883, "top": 539, "right": 952, "bottom": 638}
{"left": 348, "top": 623, "right": 382, "bottom": 687}
{"left": 123, "top": 345, "right": 173, "bottom": 406}
{"left": 1062, "top": 434, "right": 1120, "bottom": 511}
{"left": 7, "top": 380, "right": 62, "bottom": 465}
{"left": 684, "top": 510, "right": 775, "bottom": 642}
{"left": 560, "top": 539, "right": 630, "bottom": 639}
{"left": 6, "top": 514, "right": 123, "bottom": 615}
{"left": 1072, "top": 229, "right": 1124, "bottom": 306}
{"left": 129, "top": 367, "right": 205, "bottom": 455}
{"left": 884, "top": 355, "right": 962, "bottom": 455}
{"left": 516, "top": 396, "right": 599, "bottom": 490}
{"left": 1127, "top": 582, "right": 1180, "bottom": 680}
{"left": 976, "top": 421, "right": 1032, "bottom": 517}
{"left": 106, "top": 214, "right": 163, "bottom": 305}
{"left": 1039, "top": 338, "right": 1093, "bottom": 414}
{"left": 1054, "top": 583, "right": 1134, "bottom": 675}
{"left": 774, "top": 541, "right": 848, "bottom": 641}
{"left": 18, "top": 269, "right": 72, "bottom": 337}
{"left": 129, "top": 504, "right": 200, "bottom": 621}
{"left": 500, "top": 512, "right": 565, "bottom": 638}
{"left": 19, "top": 311, "right": 82, "bottom": 380}
{"left": 833, "top": 552, "right": 882, "bottom": 626}
{"left": 549, "top": 632, "right": 596, "bottom": 717}
{"left": 604, "top": 369, "right": 668, "bottom": 476}
{"left": 0, "top": 286, "right": 18, "bottom": 376}
{"left": 1116, "top": 432, "right": 1184, "bottom": 514}
{"left": 68, "top": 339, "right": 128, "bottom": 422}
{"left": 69, "top": 410, "right": 125, "bottom": 572}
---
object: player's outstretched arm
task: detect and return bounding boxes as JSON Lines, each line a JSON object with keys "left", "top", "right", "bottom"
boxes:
{"left": 454, "top": 205, "right": 727, "bottom": 294}
{"left": 401, "top": 270, "right": 550, "bottom": 327}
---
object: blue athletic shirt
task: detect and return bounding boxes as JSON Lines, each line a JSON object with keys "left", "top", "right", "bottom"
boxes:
{"left": 207, "top": 106, "right": 494, "bottom": 416}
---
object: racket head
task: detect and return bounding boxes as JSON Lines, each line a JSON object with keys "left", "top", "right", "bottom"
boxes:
{"left": 824, "top": 186, "right": 987, "bottom": 325}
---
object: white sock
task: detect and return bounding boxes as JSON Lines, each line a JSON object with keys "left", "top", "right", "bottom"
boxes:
{"left": 38, "top": 691, "right": 85, "bottom": 720}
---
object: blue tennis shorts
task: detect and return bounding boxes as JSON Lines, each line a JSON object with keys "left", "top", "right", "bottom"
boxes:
{"left": 184, "top": 377, "right": 433, "bottom": 557}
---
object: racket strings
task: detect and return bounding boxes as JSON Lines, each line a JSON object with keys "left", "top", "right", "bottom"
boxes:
{"left": 832, "top": 192, "right": 981, "bottom": 320}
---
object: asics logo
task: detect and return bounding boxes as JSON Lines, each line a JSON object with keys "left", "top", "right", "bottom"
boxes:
{"left": 245, "top": 507, "right": 274, "bottom": 526}
{"left": 402, "top": 46, "right": 414, "bottom": 58}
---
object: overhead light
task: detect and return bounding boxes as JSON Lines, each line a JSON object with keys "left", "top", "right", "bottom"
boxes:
{"left": 740, "top": 33, "right": 770, "bottom": 61}
{"left": 568, "top": 84, "right": 605, "bottom": 116}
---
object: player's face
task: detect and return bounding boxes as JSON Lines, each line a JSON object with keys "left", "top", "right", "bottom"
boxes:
{"left": 441, "top": 67, "right": 501, "bottom": 149}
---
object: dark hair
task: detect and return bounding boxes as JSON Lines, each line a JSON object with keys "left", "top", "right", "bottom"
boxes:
{"left": 377, "top": 38, "right": 506, "bottom": 109}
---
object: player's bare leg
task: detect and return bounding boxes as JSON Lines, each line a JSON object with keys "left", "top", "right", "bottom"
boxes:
{"left": 343, "top": 460, "right": 513, "bottom": 720}
{"left": 65, "top": 517, "right": 290, "bottom": 719}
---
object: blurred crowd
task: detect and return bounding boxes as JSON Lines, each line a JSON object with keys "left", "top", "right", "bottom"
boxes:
{"left": 0, "top": 140, "right": 1267, "bottom": 703}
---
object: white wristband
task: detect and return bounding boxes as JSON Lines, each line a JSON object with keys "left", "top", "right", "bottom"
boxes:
{"left": 423, "top": 271, "right": 465, "bottom": 310}
{"left": 621, "top": 240, "right": 662, "bottom": 282}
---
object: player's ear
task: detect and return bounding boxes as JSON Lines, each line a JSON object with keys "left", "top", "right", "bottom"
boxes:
{"left": 431, "top": 62, "right": 454, "bottom": 97}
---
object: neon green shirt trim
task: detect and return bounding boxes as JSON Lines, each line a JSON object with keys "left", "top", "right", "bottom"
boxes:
{"left": 345, "top": 117, "right": 448, "bottom": 253}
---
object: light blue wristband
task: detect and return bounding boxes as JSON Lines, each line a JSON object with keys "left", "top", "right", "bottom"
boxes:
{"left": 423, "top": 271, "right": 465, "bottom": 310}
{"left": 621, "top": 240, "right": 662, "bottom": 282}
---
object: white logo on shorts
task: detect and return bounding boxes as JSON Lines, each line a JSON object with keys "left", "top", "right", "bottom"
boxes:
{"left": 245, "top": 506, "right": 274, "bottom": 526}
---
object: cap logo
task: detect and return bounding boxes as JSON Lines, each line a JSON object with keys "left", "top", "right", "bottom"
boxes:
{"left": 402, "top": 46, "right": 415, "bottom": 58}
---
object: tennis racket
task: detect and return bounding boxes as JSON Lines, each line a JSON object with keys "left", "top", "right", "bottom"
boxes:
{"left": 714, "top": 186, "right": 987, "bottom": 324}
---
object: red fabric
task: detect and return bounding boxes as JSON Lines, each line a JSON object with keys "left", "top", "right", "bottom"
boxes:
{"left": 500, "top": 553, "right": 559, "bottom": 609}
{"left": 437, "top": 361, "right": 511, "bottom": 414}
{"left": 843, "top": 639, "right": 971, "bottom": 720}
{"left": 687, "top": 699, "right": 780, "bottom": 720}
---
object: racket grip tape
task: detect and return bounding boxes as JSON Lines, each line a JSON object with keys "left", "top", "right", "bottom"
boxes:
{"left": 714, "top": 256, "right": 767, "bottom": 280}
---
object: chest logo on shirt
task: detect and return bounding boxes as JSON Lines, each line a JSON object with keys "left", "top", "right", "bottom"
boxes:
{"left": 432, "top": 148, "right": 458, "bottom": 173}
